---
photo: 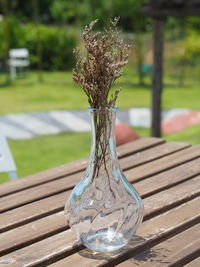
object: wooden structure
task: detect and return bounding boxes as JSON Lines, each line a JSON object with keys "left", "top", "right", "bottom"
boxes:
{"left": 142, "top": 0, "right": 200, "bottom": 137}
{"left": 0, "top": 138, "right": 200, "bottom": 266}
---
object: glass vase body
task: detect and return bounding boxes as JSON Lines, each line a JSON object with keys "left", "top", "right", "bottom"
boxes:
{"left": 65, "top": 107, "right": 143, "bottom": 252}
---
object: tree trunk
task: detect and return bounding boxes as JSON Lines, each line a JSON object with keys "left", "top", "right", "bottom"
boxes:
{"left": 151, "top": 19, "right": 165, "bottom": 137}
{"left": 135, "top": 33, "right": 145, "bottom": 86}
{"left": 32, "top": 0, "right": 43, "bottom": 83}
{"left": 2, "top": 0, "right": 11, "bottom": 83}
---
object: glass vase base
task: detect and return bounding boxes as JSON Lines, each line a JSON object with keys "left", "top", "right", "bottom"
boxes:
{"left": 80, "top": 230, "right": 128, "bottom": 252}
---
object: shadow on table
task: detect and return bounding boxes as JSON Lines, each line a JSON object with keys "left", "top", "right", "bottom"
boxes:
{"left": 78, "top": 235, "right": 170, "bottom": 265}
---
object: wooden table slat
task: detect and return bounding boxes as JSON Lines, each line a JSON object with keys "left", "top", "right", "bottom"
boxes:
{"left": 0, "top": 137, "right": 164, "bottom": 197}
{"left": 46, "top": 197, "right": 200, "bottom": 267}
{"left": 0, "top": 193, "right": 67, "bottom": 233}
{"left": 117, "top": 224, "right": 200, "bottom": 266}
{"left": 0, "top": 143, "right": 198, "bottom": 214}
{"left": 119, "top": 141, "right": 190, "bottom": 170}
{"left": 0, "top": 196, "right": 199, "bottom": 267}
{"left": 116, "top": 137, "right": 165, "bottom": 158}
{"left": 125, "top": 145, "right": 200, "bottom": 183}
{"left": 159, "top": 241, "right": 200, "bottom": 267}
{"left": 0, "top": 211, "right": 67, "bottom": 256}
{"left": 135, "top": 157, "right": 200, "bottom": 198}
{"left": 0, "top": 174, "right": 199, "bottom": 258}
{"left": 0, "top": 138, "right": 199, "bottom": 267}
{"left": 1, "top": 158, "right": 199, "bottom": 233}
{"left": 143, "top": 175, "right": 200, "bottom": 220}
{"left": 185, "top": 257, "right": 200, "bottom": 267}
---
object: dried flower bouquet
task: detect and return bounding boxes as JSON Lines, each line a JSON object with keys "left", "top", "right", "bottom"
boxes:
{"left": 72, "top": 18, "right": 130, "bottom": 178}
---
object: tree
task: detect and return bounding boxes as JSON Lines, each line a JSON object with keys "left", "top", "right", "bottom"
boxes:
{"left": 2, "top": 0, "right": 54, "bottom": 23}
{"left": 32, "top": 0, "right": 43, "bottom": 82}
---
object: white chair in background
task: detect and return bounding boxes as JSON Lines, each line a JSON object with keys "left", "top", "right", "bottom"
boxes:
{"left": 8, "top": 48, "right": 30, "bottom": 80}
{"left": 0, "top": 134, "right": 18, "bottom": 181}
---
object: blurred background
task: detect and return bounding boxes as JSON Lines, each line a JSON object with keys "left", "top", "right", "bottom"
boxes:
{"left": 0, "top": 0, "right": 199, "bottom": 182}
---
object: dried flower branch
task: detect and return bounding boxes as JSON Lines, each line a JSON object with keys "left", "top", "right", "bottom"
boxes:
{"left": 72, "top": 18, "right": 130, "bottom": 109}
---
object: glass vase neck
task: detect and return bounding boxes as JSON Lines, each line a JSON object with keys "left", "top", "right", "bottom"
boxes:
{"left": 87, "top": 107, "right": 119, "bottom": 181}
{"left": 89, "top": 106, "right": 118, "bottom": 139}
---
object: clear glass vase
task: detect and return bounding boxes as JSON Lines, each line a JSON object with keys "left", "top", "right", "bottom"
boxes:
{"left": 65, "top": 107, "right": 143, "bottom": 252}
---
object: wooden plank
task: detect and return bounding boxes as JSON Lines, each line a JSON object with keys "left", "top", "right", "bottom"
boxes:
{"left": 142, "top": 5, "right": 200, "bottom": 17}
{"left": 125, "top": 145, "right": 200, "bottom": 183}
{"left": 116, "top": 224, "right": 200, "bottom": 266}
{"left": 0, "top": 158, "right": 87, "bottom": 198}
{"left": 0, "top": 212, "right": 67, "bottom": 256}
{"left": 0, "top": 176, "right": 199, "bottom": 257}
{"left": 135, "top": 157, "right": 200, "bottom": 198}
{"left": 0, "top": 229, "right": 79, "bottom": 267}
{"left": 1, "top": 157, "right": 199, "bottom": 233}
{"left": 48, "top": 198, "right": 200, "bottom": 267}
{"left": 185, "top": 257, "right": 200, "bottom": 267}
{"left": 143, "top": 176, "right": 200, "bottom": 220}
{"left": 0, "top": 137, "right": 164, "bottom": 197}
{"left": 160, "top": 242, "right": 200, "bottom": 267}
{"left": 0, "top": 142, "right": 191, "bottom": 214}
{"left": 1, "top": 197, "right": 197, "bottom": 267}
{"left": 0, "top": 192, "right": 67, "bottom": 233}
{"left": 116, "top": 137, "right": 165, "bottom": 158}
{"left": 0, "top": 173, "right": 80, "bottom": 213}
{"left": 119, "top": 141, "right": 190, "bottom": 170}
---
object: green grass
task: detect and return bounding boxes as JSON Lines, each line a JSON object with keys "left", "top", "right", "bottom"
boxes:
{"left": 1, "top": 132, "right": 91, "bottom": 183}
{"left": 134, "top": 124, "right": 200, "bottom": 145}
{"left": 0, "top": 67, "right": 200, "bottom": 115}
{"left": 165, "top": 124, "right": 200, "bottom": 145}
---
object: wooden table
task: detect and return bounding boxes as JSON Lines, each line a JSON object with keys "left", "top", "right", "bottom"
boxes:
{"left": 0, "top": 138, "right": 200, "bottom": 266}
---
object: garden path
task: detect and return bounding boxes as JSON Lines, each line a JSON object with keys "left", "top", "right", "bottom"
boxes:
{"left": 0, "top": 108, "right": 199, "bottom": 140}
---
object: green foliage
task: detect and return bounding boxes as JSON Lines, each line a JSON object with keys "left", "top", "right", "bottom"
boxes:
{"left": 50, "top": 0, "right": 77, "bottom": 25}
{"left": 184, "top": 30, "right": 200, "bottom": 61}
{"left": 1, "top": 0, "right": 54, "bottom": 23}
{"left": 50, "top": 0, "right": 149, "bottom": 32}
{"left": 0, "top": 18, "right": 77, "bottom": 70}
{"left": 0, "top": 15, "right": 24, "bottom": 58}
{"left": 171, "top": 30, "right": 200, "bottom": 79}
{"left": 186, "top": 17, "right": 200, "bottom": 32}
{"left": 168, "top": 28, "right": 200, "bottom": 87}
{"left": 23, "top": 24, "right": 77, "bottom": 70}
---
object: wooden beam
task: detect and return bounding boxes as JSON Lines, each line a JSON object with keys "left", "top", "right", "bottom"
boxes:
{"left": 142, "top": 5, "right": 200, "bottom": 17}
{"left": 151, "top": 19, "right": 165, "bottom": 137}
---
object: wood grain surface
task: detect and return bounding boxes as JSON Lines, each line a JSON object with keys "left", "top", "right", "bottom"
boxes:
{"left": 0, "top": 138, "right": 199, "bottom": 267}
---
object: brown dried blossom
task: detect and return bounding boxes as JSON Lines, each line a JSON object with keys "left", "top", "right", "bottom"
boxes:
{"left": 72, "top": 17, "right": 131, "bottom": 109}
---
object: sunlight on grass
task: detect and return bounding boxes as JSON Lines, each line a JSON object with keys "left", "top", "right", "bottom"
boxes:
{"left": 0, "top": 67, "right": 200, "bottom": 115}
{"left": 8, "top": 132, "right": 91, "bottom": 180}
{"left": 165, "top": 124, "right": 200, "bottom": 145}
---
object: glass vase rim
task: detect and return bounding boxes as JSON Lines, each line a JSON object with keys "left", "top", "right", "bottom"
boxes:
{"left": 88, "top": 106, "right": 118, "bottom": 113}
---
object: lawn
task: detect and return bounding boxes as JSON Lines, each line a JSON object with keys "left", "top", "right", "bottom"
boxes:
{"left": 0, "top": 66, "right": 200, "bottom": 115}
